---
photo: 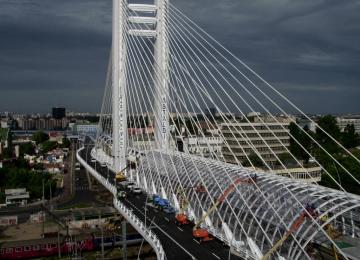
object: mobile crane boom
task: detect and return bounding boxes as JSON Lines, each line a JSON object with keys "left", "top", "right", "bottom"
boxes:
{"left": 261, "top": 204, "right": 317, "bottom": 260}
{"left": 193, "top": 178, "right": 244, "bottom": 231}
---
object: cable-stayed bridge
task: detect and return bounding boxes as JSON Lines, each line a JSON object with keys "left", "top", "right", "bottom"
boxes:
{"left": 77, "top": 0, "right": 360, "bottom": 259}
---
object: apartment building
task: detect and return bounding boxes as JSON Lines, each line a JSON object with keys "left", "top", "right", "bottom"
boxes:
{"left": 221, "top": 120, "right": 290, "bottom": 165}
{"left": 336, "top": 117, "right": 360, "bottom": 133}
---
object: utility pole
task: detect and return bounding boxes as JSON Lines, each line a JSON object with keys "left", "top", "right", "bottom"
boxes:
{"left": 49, "top": 181, "right": 53, "bottom": 210}
{"left": 122, "top": 220, "right": 127, "bottom": 260}
{"left": 57, "top": 225, "right": 61, "bottom": 258}
{"left": 101, "top": 226, "right": 104, "bottom": 259}
{"left": 42, "top": 178, "right": 45, "bottom": 205}
{"left": 42, "top": 178, "right": 45, "bottom": 238}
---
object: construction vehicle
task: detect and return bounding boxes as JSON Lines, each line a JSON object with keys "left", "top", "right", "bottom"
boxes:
{"left": 115, "top": 161, "right": 135, "bottom": 183}
{"left": 176, "top": 213, "right": 189, "bottom": 226}
{"left": 194, "top": 185, "right": 206, "bottom": 193}
{"left": 175, "top": 188, "right": 190, "bottom": 226}
{"left": 115, "top": 171, "right": 126, "bottom": 182}
{"left": 152, "top": 195, "right": 170, "bottom": 210}
{"left": 261, "top": 203, "right": 318, "bottom": 260}
{"left": 193, "top": 178, "right": 247, "bottom": 242}
{"left": 320, "top": 214, "right": 341, "bottom": 260}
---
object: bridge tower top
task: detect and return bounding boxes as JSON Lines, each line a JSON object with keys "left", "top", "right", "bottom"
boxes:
{"left": 112, "top": 0, "right": 170, "bottom": 171}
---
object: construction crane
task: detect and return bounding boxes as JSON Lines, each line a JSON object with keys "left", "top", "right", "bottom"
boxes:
{"left": 320, "top": 214, "right": 341, "bottom": 260}
{"left": 115, "top": 171, "right": 127, "bottom": 182}
{"left": 261, "top": 204, "right": 318, "bottom": 260}
{"left": 115, "top": 157, "right": 137, "bottom": 182}
{"left": 192, "top": 177, "right": 252, "bottom": 242}
{"left": 175, "top": 188, "right": 190, "bottom": 226}
{"left": 116, "top": 151, "right": 143, "bottom": 182}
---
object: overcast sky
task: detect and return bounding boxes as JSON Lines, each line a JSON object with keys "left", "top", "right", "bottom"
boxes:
{"left": 0, "top": 0, "right": 359, "bottom": 114}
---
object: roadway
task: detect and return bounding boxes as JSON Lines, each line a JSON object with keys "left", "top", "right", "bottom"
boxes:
{"left": 79, "top": 143, "right": 242, "bottom": 260}
{"left": 57, "top": 140, "right": 104, "bottom": 209}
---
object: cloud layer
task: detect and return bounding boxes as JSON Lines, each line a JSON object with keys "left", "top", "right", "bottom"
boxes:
{"left": 0, "top": 0, "right": 359, "bottom": 114}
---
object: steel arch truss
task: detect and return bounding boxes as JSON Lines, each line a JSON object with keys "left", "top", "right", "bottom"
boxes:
{"left": 136, "top": 150, "right": 360, "bottom": 259}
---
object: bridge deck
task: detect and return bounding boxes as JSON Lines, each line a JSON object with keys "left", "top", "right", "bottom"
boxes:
{"left": 79, "top": 147, "right": 242, "bottom": 260}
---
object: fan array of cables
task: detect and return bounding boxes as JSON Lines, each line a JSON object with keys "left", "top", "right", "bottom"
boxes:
{"left": 92, "top": 1, "right": 360, "bottom": 259}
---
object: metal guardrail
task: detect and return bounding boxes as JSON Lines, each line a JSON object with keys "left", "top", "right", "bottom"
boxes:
{"left": 113, "top": 198, "right": 166, "bottom": 260}
{"left": 76, "top": 147, "right": 166, "bottom": 260}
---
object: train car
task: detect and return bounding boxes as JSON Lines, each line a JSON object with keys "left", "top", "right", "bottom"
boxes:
{"left": 0, "top": 232, "right": 142, "bottom": 259}
{"left": 92, "top": 231, "right": 143, "bottom": 249}
{"left": 61, "top": 235, "right": 94, "bottom": 255}
{"left": 0, "top": 235, "right": 93, "bottom": 259}
{"left": 0, "top": 237, "right": 61, "bottom": 259}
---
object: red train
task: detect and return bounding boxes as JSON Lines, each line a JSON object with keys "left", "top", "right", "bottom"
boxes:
{"left": 0, "top": 235, "right": 94, "bottom": 259}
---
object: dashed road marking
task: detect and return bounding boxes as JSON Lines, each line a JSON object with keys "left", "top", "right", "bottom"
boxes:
{"left": 164, "top": 217, "right": 169, "bottom": 222}
{"left": 211, "top": 253, "right": 220, "bottom": 260}
{"left": 193, "top": 238, "right": 200, "bottom": 245}
{"left": 177, "top": 226, "right": 184, "bottom": 232}
{"left": 125, "top": 199, "right": 196, "bottom": 259}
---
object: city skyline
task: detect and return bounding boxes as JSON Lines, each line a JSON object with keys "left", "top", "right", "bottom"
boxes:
{"left": 0, "top": 0, "right": 359, "bottom": 113}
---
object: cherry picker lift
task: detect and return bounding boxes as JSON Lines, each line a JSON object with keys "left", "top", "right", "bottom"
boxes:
{"left": 192, "top": 176, "right": 256, "bottom": 242}
{"left": 175, "top": 188, "right": 190, "bottom": 226}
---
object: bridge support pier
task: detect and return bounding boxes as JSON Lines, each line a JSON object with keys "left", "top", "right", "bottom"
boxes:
{"left": 122, "top": 220, "right": 127, "bottom": 260}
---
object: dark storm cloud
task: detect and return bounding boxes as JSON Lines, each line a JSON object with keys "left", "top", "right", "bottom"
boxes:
{"left": 0, "top": 0, "right": 359, "bottom": 113}
{"left": 171, "top": 0, "right": 360, "bottom": 114}
{"left": 0, "top": 0, "right": 112, "bottom": 113}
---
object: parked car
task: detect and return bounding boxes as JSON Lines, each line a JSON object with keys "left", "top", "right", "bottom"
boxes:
{"left": 163, "top": 205, "right": 175, "bottom": 214}
{"left": 126, "top": 182, "right": 135, "bottom": 190}
{"left": 153, "top": 195, "right": 170, "bottom": 210}
{"left": 132, "top": 186, "right": 142, "bottom": 194}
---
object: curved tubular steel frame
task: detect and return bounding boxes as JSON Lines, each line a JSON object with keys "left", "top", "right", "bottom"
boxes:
{"left": 137, "top": 150, "right": 360, "bottom": 259}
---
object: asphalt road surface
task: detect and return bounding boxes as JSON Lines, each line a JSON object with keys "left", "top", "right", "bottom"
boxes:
{"left": 58, "top": 141, "right": 103, "bottom": 209}
{"left": 80, "top": 140, "right": 242, "bottom": 260}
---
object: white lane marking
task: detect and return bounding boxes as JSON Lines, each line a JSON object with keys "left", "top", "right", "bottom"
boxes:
{"left": 125, "top": 199, "right": 196, "bottom": 259}
{"left": 164, "top": 217, "right": 169, "bottom": 222}
{"left": 211, "top": 253, "right": 220, "bottom": 260}
{"left": 193, "top": 239, "right": 200, "bottom": 245}
{"left": 177, "top": 226, "right": 184, "bottom": 232}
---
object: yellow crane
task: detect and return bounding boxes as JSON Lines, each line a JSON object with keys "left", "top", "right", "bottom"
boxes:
{"left": 320, "top": 215, "right": 340, "bottom": 260}
{"left": 261, "top": 204, "right": 317, "bottom": 260}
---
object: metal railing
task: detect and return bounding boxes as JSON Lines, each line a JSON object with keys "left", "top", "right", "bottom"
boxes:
{"left": 76, "top": 147, "right": 166, "bottom": 260}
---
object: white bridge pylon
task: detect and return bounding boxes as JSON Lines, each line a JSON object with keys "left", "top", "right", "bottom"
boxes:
{"left": 112, "top": 0, "right": 170, "bottom": 173}
{"left": 91, "top": 0, "right": 360, "bottom": 259}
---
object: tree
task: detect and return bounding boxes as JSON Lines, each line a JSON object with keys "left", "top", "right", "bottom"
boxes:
{"left": 19, "top": 142, "right": 35, "bottom": 155}
{"left": 342, "top": 124, "right": 360, "bottom": 149}
{"left": 0, "top": 166, "right": 55, "bottom": 200}
{"left": 289, "top": 123, "right": 312, "bottom": 163}
{"left": 242, "top": 152, "right": 264, "bottom": 167}
{"left": 315, "top": 115, "right": 341, "bottom": 154}
{"left": 61, "top": 137, "right": 71, "bottom": 148}
{"left": 319, "top": 151, "right": 360, "bottom": 195}
{"left": 32, "top": 131, "right": 49, "bottom": 145}
{"left": 277, "top": 152, "right": 297, "bottom": 166}
{"left": 41, "top": 141, "right": 58, "bottom": 153}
